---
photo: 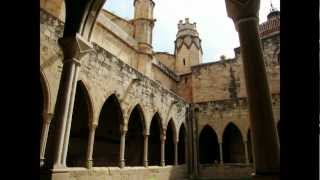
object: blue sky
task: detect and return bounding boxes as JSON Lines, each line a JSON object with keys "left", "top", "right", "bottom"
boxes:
{"left": 103, "top": 0, "right": 280, "bottom": 63}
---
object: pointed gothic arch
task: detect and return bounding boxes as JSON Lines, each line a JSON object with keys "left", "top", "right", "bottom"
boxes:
{"left": 93, "top": 93, "right": 124, "bottom": 167}
{"left": 165, "top": 119, "right": 176, "bottom": 165}
{"left": 222, "top": 122, "right": 245, "bottom": 163}
{"left": 148, "top": 112, "right": 163, "bottom": 166}
{"left": 125, "top": 104, "right": 146, "bottom": 166}
{"left": 66, "top": 80, "right": 93, "bottom": 167}
{"left": 199, "top": 125, "right": 220, "bottom": 164}
{"left": 178, "top": 123, "right": 186, "bottom": 164}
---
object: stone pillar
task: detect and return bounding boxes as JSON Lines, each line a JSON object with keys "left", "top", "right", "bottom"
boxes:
{"left": 51, "top": 34, "right": 93, "bottom": 169}
{"left": 160, "top": 132, "right": 166, "bottom": 166}
{"left": 225, "top": 1, "right": 280, "bottom": 179}
{"left": 244, "top": 140, "right": 249, "bottom": 165}
{"left": 174, "top": 139, "right": 178, "bottom": 166}
{"left": 40, "top": 112, "right": 53, "bottom": 167}
{"left": 143, "top": 133, "right": 149, "bottom": 167}
{"left": 219, "top": 142, "right": 223, "bottom": 165}
{"left": 119, "top": 128, "right": 127, "bottom": 168}
{"left": 86, "top": 124, "right": 97, "bottom": 169}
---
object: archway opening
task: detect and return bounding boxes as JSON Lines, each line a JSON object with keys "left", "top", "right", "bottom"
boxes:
{"left": 223, "top": 123, "right": 245, "bottom": 163}
{"left": 125, "top": 105, "right": 144, "bottom": 166}
{"left": 178, "top": 124, "right": 186, "bottom": 164}
{"left": 149, "top": 113, "right": 162, "bottom": 166}
{"left": 199, "top": 125, "right": 219, "bottom": 164}
{"left": 94, "top": 94, "right": 123, "bottom": 167}
{"left": 165, "top": 119, "right": 175, "bottom": 165}
{"left": 247, "top": 129, "right": 253, "bottom": 163}
{"left": 66, "top": 81, "right": 91, "bottom": 167}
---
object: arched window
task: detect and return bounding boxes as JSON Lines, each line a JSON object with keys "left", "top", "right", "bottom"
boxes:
{"left": 94, "top": 94, "right": 123, "bottom": 167}
{"left": 183, "top": 58, "right": 186, "bottom": 66}
{"left": 199, "top": 125, "right": 220, "bottom": 164}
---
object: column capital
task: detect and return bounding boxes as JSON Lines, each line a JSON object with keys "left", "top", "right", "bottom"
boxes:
{"left": 225, "top": 0, "right": 260, "bottom": 24}
{"left": 120, "top": 124, "right": 128, "bottom": 134}
{"left": 89, "top": 123, "right": 98, "bottom": 130}
{"left": 58, "top": 33, "right": 93, "bottom": 61}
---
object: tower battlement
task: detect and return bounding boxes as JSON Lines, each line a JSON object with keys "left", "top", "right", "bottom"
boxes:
{"left": 177, "top": 18, "right": 199, "bottom": 38}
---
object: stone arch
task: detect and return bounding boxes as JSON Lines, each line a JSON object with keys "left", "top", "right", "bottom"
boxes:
{"left": 125, "top": 103, "right": 147, "bottom": 131}
{"left": 199, "top": 124, "right": 220, "bottom": 164}
{"left": 148, "top": 112, "right": 163, "bottom": 166}
{"left": 93, "top": 93, "right": 124, "bottom": 167}
{"left": 165, "top": 119, "right": 176, "bottom": 165}
{"left": 222, "top": 122, "right": 245, "bottom": 163}
{"left": 125, "top": 104, "right": 146, "bottom": 166}
{"left": 66, "top": 80, "right": 94, "bottom": 167}
{"left": 178, "top": 123, "right": 186, "bottom": 164}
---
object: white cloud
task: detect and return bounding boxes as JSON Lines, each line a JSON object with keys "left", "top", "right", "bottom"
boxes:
{"left": 104, "top": 0, "right": 280, "bottom": 62}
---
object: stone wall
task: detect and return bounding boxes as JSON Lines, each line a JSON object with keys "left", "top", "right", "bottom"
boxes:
{"left": 198, "top": 164, "right": 253, "bottom": 178}
{"left": 190, "top": 33, "right": 280, "bottom": 103}
{"left": 40, "top": 9, "right": 188, "bottom": 140}
{"left": 194, "top": 94, "right": 280, "bottom": 143}
{"left": 66, "top": 165, "right": 187, "bottom": 180}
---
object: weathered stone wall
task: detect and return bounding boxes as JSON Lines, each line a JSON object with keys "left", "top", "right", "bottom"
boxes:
{"left": 195, "top": 94, "right": 280, "bottom": 143}
{"left": 152, "top": 65, "right": 177, "bottom": 92}
{"left": 91, "top": 17, "right": 139, "bottom": 69}
{"left": 66, "top": 165, "right": 187, "bottom": 180}
{"left": 40, "top": 0, "right": 64, "bottom": 18}
{"left": 40, "top": 9, "right": 188, "bottom": 142}
{"left": 101, "top": 10, "right": 134, "bottom": 37}
{"left": 154, "top": 52, "right": 176, "bottom": 71}
{"left": 198, "top": 164, "right": 253, "bottom": 178}
{"left": 176, "top": 74, "right": 193, "bottom": 103}
{"left": 190, "top": 33, "right": 279, "bottom": 103}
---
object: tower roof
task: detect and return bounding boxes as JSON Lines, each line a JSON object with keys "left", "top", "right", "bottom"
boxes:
{"left": 176, "top": 18, "right": 199, "bottom": 38}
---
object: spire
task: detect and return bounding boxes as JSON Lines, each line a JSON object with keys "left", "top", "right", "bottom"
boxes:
{"left": 267, "top": 1, "right": 280, "bottom": 20}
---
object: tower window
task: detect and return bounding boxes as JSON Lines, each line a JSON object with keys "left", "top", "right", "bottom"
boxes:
{"left": 183, "top": 58, "right": 186, "bottom": 66}
{"left": 277, "top": 53, "right": 280, "bottom": 64}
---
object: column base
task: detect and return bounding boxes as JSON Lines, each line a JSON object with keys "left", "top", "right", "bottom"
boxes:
{"left": 161, "top": 161, "right": 165, "bottom": 167}
{"left": 143, "top": 161, "right": 148, "bottom": 167}
{"left": 50, "top": 170, "right": 70, "bottom": 180}
{"left": 119, "top": 160, "right": 125, "bottom": 168}
{"left": 86, "top": 160, "right": 93, "bottom": 169}
{"left": 40, "top": 158, "right": 45, "bottom": 168}
{"left": 251, "top": 172, "right": 280, "bottom": 180}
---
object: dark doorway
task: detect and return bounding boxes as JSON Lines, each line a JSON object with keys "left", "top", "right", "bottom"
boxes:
{"left": 178, "top": 124, "right": 186, "bottom": 164}
{"left": 93, "top": 94, "right": 123, "bottom": 167}
{"left": 66, "top": 81, "right": 92, "bottom": 167}
{"left": 199, "top": 125, "right": 219, "bottom": 164}
{"left": 223, "top": 123, "right": 245, "bottom": 163}
{"left": 165, "top": 119, "right": 175, "bottom": 165}
{"left": 149, "top": 113, "right": 162, "bottom": 166}
{"left": 125, "top": 105, "right": 144, "bottom": 166}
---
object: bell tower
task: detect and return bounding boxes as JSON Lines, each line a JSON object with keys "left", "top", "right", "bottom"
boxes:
{"left": 132, "top": 0, "right": 155, "bottom": 78}
{"left": 175, "top": 18, "right": 203, "bottom": 74}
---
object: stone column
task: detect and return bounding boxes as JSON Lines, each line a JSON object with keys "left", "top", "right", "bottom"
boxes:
{"left": 160, "top": 132, "right": 166, "bottom": 166}
{"left": 174, "top": 139, "right": 178, "bottom": 165}
{"left": 143, "top": 133, "right": 149, "bottom": 167}
{"left": 40, "top": 112, "right": 53, "bottom": 167}
{"left": 86, "top": 124, "right": 97, "bottom": 169}
{"left": 225, "top": 1, "right": 280, "bottom": 179}
{"left": 244, "top": 140, "right": 249, "bottom": 165}
{"left": 119, "top": 128, "right": 127, "bottom": 168}
{"left": 219, "top": 142, "right": 223, "bottom": 165}
{"left": 51, "top": 34, "right": 93, "bottom": 169}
